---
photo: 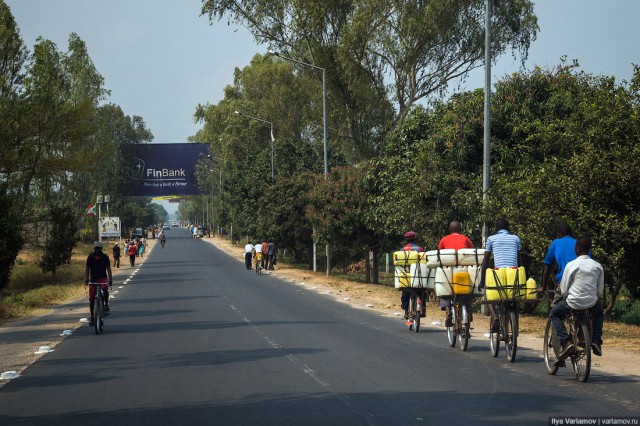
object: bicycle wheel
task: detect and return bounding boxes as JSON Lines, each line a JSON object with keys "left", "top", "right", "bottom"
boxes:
{"left": 505, "top": 309, "right": 517, "bottom": 362}
{"left": 572, "top": 322, "right": 591, "bottom": 382}
{"left": 489, "top": 309, "right": 500, "bottom": 357}
{"left": 458, "top": 302, "right": 470, "bottom": 351}
{"left": 93, "top": 298, "right": 101, "bottom": 335}
{"left": 543, "top": 318, "right": 560, "bottom": 375}
{"left": 447, "top": 304, "right": 457, "bottom": 347}
{"left": 414, "top": 294, "right": 421, "bottom": 333}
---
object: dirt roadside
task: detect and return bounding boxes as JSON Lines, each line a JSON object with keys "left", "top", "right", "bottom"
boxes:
{"left": 0, "top": 240, "right": 156, "bottom": 386}
{"left": 204, "top": 237, "right": 640, "bottom": 379}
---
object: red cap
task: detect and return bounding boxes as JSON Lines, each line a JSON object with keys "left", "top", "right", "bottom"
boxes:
{"left": 403, "top": 231, "right": 416, "bottom": 240}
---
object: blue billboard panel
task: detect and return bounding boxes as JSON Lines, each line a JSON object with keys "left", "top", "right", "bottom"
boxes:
{"left": 124, "top": 143, "right": 209, "bottom": 196}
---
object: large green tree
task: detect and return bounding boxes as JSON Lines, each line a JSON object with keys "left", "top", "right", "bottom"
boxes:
{"left": 201, "top": 0, "right": 537, "bottom": 155}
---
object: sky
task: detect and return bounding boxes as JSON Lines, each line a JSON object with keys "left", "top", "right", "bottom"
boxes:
{"left": 6, "top": 0, "right": 640, "bottom": 214}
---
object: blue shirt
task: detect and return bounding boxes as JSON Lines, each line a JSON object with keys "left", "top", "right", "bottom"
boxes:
{"left": 543, "top": 236, "right": 577, "bottom": 282}
{"left": 485, "top": 229, "right": 521, "bottom": 268}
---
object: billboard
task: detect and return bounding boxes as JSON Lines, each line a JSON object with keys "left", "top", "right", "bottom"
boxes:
{"left": 99, "top": 217, "right": 121, "bottom": 238}
{"left": 124, "top": 143, "right": 210, "bottom": 197}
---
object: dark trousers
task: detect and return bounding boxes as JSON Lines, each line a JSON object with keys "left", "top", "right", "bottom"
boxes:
{"left": 550, "top": 299, "right": 604, "bottom": 345}
{"left": 129, "top": 254, "right": 135, "bottom": 267}
{"left": 245, "top": 252, "right": 252, "bottom": 269}
{"left": 267, "top": 254, "right": 275, "bottom": 270}
{"left": 113, "top": 257, "right": 120, "bottom": 268}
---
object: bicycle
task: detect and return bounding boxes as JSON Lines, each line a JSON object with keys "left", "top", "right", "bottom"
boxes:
{"left": 405, "top": 289, "right": 425, "bottom": 332}
{"left": 543, "top": 292, "right": 593, "bottom": 382}
{"left": 446, "top": 294, "right": 476, "bottom": 351}
{"left": 160, "top": 237, "right": 166, "bottom": 248}
{"left": 255, "top": 252, "right": 263, "bottom": 275}
{"left": 88, "top": 282, "right": 107, "bottom": 335}
{"left": 489, "top": 299, "right": 519, "bottom": 362}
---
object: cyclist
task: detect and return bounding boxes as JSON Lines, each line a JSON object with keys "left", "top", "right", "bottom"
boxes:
{"left": 253, "top": 240, "right": 264, "bottom": 271}
{"left": 159, "top": 229, "right": 166, "bottom": 247}
{"left": 438, "top": 221, "right": 474, "bottom": 326}
{"left": 479, "top": 218, "right": 523, "bottom": 331}
{"left": 541, "top": 222, "right": 577, "bottom": 307}
{"left": 400, "top": 231, "right": 426, "bottom": 319}
{"left": 84, "top": 241, "right": 113, "bottom": 326}
{"left": 551, "top": 236, "right": 605, "bottom": 360}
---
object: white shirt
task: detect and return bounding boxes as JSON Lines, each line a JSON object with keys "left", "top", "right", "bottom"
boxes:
{"left": 254, "top": 244, "right": 263, "bottom": 253}
{"left": 559, "top": 255, "right": 604, "bottom": 310}
{"left": 244, "top": 244, "right": 254, "bottom": 253}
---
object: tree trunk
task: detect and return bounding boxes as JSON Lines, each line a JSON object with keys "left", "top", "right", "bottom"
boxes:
{"left": 364, "top": 248, "right": 371, "bottom": 284}
{"left": 604, "top": 282, "right": 622, "bottom": 320}
{"left": 372, "top": 247, "right": 379, "bottom": 284}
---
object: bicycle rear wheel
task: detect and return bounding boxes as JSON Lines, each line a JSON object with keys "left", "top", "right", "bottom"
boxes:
{"left": 543, "top": 318, "right": 560, "bottom": 375}
{"left": 447, "top": 304, "right": 457, "bottom": 347}
{"left": 505, "top": 309, "right": 517, "bottom": 362}
{"left": 572, "top": 322, "right": 591, "bottom": 382}
{"left": 458, "top": 302, "right": 469, "bottom": 351}
{"left": 93, "top": 298, "right": 101, "bottom": 335}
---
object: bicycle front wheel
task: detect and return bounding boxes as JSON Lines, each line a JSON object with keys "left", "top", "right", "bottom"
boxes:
{"left": 447, "top": 304, "right": 456, "bottom": 347}
{"left": 543, "top": 317, "right": 560, "bottom": 375}
{"left": 458, "top": 302, "right": 470, "bottom": 351}
{"left": 93, "top": 298, "right": 102, "bottom": 335}
{"left": 505, "top": 309, "right": 517, "bottom": 362}
{"left": 572, "top": 322, "right": 591, "bottom": 382}
{"left": 490, "top": 311, "right": 500, "bottom": 357}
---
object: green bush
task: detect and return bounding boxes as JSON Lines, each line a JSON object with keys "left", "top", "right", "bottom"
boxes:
{"left": 612, "top": 296, "right": 640, "bottom": 325}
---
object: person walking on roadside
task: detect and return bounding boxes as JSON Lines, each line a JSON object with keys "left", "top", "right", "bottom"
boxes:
{"left": 244, "top": 242, "right": 254, "bottom": 270}
{"left": 261, "top": 240, "right": 268, "bottom": 270}
{"left": 479, "top": 218, "right": 522, "bottom": 331}
{"left": 138, "top": 241, "right": 145, "bottom": 257}
{"left": 84, "top": 241, "right": 113, "bottom": 326}
{"left": 267, "top": 240, "right": 276, "bottom": 270}
{"left": 128, "top": 241, "right": 137, "bottom": 267}
{"left": 112, "top": 242, "right": 121, "bottom": 268}
{"left": 438, "top": 221, "right": 474, "bottom": 326}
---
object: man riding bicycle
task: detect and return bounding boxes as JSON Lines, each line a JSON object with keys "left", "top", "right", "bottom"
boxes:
{"left": 159, "top": 230, "right": 166, "bottom": 247}
{"left": 550, "top": 236, "right": 605, "bottom": 359}
{"left": 84, "top": 241, "right": 113, "bottom": 326}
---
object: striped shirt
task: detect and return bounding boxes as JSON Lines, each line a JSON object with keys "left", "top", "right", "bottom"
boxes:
{"left": 485, "top": 229, "right": 521, "bottom": 268}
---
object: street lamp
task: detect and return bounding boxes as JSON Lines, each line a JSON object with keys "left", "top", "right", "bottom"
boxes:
{"left": 268, "top": 50, "right": 330, "bottom": 276}
{"left": 234, "top": 110, "right": 275, "bottom": 179}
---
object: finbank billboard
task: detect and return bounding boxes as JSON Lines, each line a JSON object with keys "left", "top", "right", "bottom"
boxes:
{"left": 125, "top": 143, "right": 209, "bottom": 197}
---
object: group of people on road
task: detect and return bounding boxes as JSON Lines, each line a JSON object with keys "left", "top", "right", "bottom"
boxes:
{"left": 400, "top": 219, "right": 605, "bottom": 359}
{"left": 244, "top": 240, "right": 276, "bottom": 272}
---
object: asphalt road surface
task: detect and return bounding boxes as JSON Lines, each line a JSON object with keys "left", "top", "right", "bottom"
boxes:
{"left": 1, "top": 228, "right": 638, "bottom": 425}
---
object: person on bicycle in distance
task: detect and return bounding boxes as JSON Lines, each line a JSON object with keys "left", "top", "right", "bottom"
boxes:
{"left": 84, "top": 241, "right": 113, "bottom": 326}
{"left": 479, "top": 218, "right": 523, "bottom": 331}
{"left": 438, "top": 221, "right": 474, "bottom": 327}
{"left": 400, "top": 231, "right": 425, "bottom": 319}
{"left": 254, "top": 240, "right": 264, "bottom": 270}
{"left": 159, "top": 229, "right": 166, "bottom": 246}
{"left": 540, "top": 222, "right": 577, "bottom": 306}
{"left": 551, "top": 236, "right": 605, "bottom": 358}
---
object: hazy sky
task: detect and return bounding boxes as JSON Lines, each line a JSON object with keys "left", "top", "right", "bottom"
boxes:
{"left": 6, "top": 1, "right": 640, "bottom": 215}
{"left": 6, "top": 0, "right": 640, "bottom": 144}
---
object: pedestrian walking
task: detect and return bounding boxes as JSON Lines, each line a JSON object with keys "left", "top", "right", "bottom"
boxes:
{"left": 267, "top": 241, "right": 276, "bottom": 270}
{"left": 128, "top": 241, "right": 137, "bottom": 267}
{"left": 112, "top": 242, "right": 121, "bottom": 268}
{"left": 244, "top": 242, "right": 254, "bottom": 270}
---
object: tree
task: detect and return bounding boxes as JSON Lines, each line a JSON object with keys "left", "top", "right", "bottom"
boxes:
{"left": 201, "top": 0, "right": 537, "bottom": 154}
{"left": 39, "top": 203, "right": 78, "bottom": 280}
{"left": 0, "top": 189, "right": 25, "bottom": 293}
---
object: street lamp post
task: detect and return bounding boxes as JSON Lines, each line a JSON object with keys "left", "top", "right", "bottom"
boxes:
{"left": 234, "top": 110, "right": 275, "bottom": 179}
{"left": 269, "top": 50, "right": 331, "bottom": 276}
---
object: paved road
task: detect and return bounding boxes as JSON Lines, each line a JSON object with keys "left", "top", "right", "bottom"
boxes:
{"left": 0, "top": 228, "right": 638, "bottom": 425}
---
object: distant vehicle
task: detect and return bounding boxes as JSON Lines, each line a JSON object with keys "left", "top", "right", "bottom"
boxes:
{"left": 132, "top": 228, "right": 144, "bottom": 238}
{"left": 197, "top": 227, "right": 206, "bottom": 237}
{"left": 171, "top": 223, "right": 179, "bottom": 228}
{"left": 163, "top": 225, "right": 170, "bottom": 231}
